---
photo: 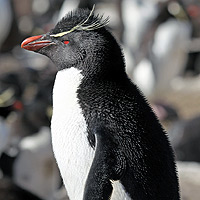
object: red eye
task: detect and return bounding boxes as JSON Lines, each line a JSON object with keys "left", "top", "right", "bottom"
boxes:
{"left": 64, "top": 41, "right": 69, "bottom": 44}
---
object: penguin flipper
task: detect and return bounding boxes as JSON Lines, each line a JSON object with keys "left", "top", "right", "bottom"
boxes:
{"left": 83, "top": 125, "right": 126, "bottom": 200}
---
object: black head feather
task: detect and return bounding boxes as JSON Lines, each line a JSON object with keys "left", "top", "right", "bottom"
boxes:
{"left": 22, "top": 6, "right": 123, "bottom": 75}
{"left": 50, "top": 6, "right": 109, "bottom": 37}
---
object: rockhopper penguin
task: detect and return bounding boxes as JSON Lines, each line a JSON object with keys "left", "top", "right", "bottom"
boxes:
{"left": 21, "top": 7, "right": 180, "bottom": 200}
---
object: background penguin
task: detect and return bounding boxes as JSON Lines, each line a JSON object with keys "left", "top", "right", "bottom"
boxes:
{"left": 21, "top": 7, "right": 180, "bottom": 200}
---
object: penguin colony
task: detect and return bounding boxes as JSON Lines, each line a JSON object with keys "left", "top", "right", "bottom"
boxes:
{"left": 21, "top": 7, "right": 180, "bottom": 200}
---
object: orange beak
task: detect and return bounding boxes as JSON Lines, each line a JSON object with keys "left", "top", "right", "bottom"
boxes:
{"left": 21, "top": 35, "right": 54, "bottom": 51}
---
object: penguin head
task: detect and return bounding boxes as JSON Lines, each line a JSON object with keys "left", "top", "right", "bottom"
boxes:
{"left": 21, "top": 7, "right": 125, "bottom": 77}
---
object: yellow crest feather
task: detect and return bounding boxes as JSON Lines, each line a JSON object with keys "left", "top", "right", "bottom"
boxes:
{"left": 50, "top": 5, "right": 109, "bottom": 38}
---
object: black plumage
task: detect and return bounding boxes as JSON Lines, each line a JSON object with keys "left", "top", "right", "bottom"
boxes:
{"left": 21, "top": 7, "right": 180, "bottom": 200}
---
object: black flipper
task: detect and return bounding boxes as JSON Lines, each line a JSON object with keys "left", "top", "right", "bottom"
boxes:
{"left": 83, "top": 125, "right": 126, "bottom": 200}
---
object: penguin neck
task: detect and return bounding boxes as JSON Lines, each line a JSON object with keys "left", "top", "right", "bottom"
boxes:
{"left": 80, "top": 57, "right": 127, "bottom": 84}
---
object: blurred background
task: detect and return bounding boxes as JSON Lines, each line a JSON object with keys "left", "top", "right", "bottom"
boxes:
{"left": 0, "top": 0, "right": 200, "bottom": 199}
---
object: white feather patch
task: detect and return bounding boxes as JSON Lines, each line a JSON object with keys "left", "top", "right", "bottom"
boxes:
{"left": 51, "top": 67, "right": 95, "bottom": 199}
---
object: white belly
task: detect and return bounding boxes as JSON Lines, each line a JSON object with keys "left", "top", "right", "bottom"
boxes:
{"left": 51, "top": 68, "right": 95, "bottom": 199}
{"left": 51, "top": 67, "right": 131, "bottom": 200}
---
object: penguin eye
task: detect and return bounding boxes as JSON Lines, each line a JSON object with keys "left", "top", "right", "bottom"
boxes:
{"left": 63, "top": 41, "right": 69, "bottom": 45}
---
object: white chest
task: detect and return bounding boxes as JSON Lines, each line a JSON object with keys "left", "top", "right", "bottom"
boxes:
{"left": 51, "top": 67, "right": 131, "bottom": 200}
{"left": 51, "top": 68, "right": 95, "bottom": 200}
